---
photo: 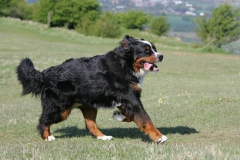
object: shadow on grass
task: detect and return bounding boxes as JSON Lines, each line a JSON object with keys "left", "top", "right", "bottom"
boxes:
{"left": 159, "top": 126, "right": 199, "bottom": 135}
{"left": 54, "top": 125, "right": 199, "bottom": 142}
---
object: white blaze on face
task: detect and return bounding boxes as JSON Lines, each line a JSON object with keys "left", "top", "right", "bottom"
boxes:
{"left": 139, "top": 40, "right": 162, "bottom": 62}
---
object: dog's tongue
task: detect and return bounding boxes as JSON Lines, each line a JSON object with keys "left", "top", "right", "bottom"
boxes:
{"left": 144, "top": 62, "right": 159, "bottom": 72}
{"left": 144, "top": 62, "right": 153, "bottom": 70}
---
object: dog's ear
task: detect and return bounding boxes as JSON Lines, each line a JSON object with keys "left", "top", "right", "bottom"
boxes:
{"left": 124, "top": 35, "right": 130, "bottom": 39}
{"left": 121, "top": 35, "right": 130, "bottom": 49}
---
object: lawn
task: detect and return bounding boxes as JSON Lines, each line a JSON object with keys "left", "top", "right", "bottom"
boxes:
{"left": 0, "top": 18, "right": 240, "bottom": 159}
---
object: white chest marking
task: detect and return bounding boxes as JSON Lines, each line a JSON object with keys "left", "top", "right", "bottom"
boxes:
{"left": 133, "top": 69, "right": 149, "bottom": 88}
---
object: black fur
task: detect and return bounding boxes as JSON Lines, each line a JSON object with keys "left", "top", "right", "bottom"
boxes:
{"left": 16, "top": 57, "right": 43, "bottom": 96}
{"left": 16, "top": 35, "right": 164, "bottom": 140}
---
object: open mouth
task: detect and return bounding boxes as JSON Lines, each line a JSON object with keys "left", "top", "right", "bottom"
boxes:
{"left": 140, "top": 61, "right": 159, "bottom": 73}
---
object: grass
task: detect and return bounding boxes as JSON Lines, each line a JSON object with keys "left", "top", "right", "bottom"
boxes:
{"left": 0, "top": 17, "right": 240, "bottom": 159}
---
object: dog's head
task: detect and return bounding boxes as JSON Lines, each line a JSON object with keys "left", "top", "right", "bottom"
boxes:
{"left": 121, "top": 35, "right": 163, "bottom": 74}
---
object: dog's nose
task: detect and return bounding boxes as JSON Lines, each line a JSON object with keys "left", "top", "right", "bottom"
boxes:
{"left": 157, "top": 54, "right": 163, "bottom": 62}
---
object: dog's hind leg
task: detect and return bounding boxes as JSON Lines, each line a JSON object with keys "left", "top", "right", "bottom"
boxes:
{"left": 80, "top": 107, "right": 113, "bottom": 140}
{"left": 38, "top": 107, "right": 72, "bottom": 141}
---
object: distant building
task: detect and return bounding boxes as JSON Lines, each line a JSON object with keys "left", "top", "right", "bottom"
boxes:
{"left": 132, "top": 0, "right": 158, "bottom": 7}
{"left": 185, "top": 2, "right": 193, "bottom": 7}
{"left": 185, "top": 11, "right": 196, "bottom": 16}
{"left": 199, "top": 12, "right": 205, "bottom": 16}
{"left": 162, "top": 0, "right": 169, "bottom": 7}
{"left": 174, "top": 1, "right": 183, "bottom": 5}
{"left": 189, "top": 7, "right": 195, "bottom": 11}
{"left": 116, "top": 6, "right": 125, "bottom": 9}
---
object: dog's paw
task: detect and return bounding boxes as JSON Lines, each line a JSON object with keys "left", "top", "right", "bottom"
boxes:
{"left": 112, "top": 110, "right": 126, "bottom": 122}
{"left": 156, "top": 135, "right": 167, "bottom": 144}
{"left": 45, "top": 135, "right": 56, "bottom": 141}
{"left": 97, "top": 135, "right": 113, "bottom": 141}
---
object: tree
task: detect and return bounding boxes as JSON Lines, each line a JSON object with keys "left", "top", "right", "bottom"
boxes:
{"left": 117, "top": 10, "right": 149, "bottom": 29}
{"left": 195, "top": 3, "right": 240, "bottom": 48}
{"left": 52, "top": 0, "right": 101, "bottom": 29}
{"left": 76, "top": 12, "right": 121, "bottom": 38}
{"left": 0, "top": 0, "right": 10, "bottom": 16}
{"left": 32, "top": 0, "right": 55, "bottom": 24}
{"left": 93, "top": 12, "right": 121, "bottom": 38}
{"left": 8, "top": 0, "right": 33, "bottom": 20}
{"left": 0, "top": 0, "right": 32, "bottom": 19}
{"left": 150, "top": 15, "right": 169, "bottom": 36}
{"left": 32, "top": 0, "right": 101, "bottom": 29}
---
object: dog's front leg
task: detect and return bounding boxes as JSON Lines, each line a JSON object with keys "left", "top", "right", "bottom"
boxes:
{"left": 133, "top": 107, "right": 167, "bottom": 144}
{"left": 112, "top": 105, "right": 167, "bottom": 143}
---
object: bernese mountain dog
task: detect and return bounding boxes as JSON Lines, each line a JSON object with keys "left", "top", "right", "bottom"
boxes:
{"left": 16, "top": 35, "right": 167, "bottom": 144}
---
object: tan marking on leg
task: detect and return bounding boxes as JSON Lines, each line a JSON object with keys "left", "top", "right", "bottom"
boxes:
{"left": 142, "top": 122, "right": 162, "bottom": 141}
{"left": 41, "top": 107, "right": 72, "bottom": 141}
{"left": 61, "top": 107, "right": 72, "bottom": 121}
{"left": 117, "top": 106, "right": 132, "bottom": 122}
{"left": 42, "top": 125, "right": 51, "bottom": 140}
{"left": 81, "top": 108, "right": 104, "bottom": 137}
{"left": 134, "top": 115, "right": 162, "bottom": 142}
{"left": 122, "top": 117, "right": 132, "bottom": 122}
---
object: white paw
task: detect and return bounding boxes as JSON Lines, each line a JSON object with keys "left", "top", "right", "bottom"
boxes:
{"left": 45, "top": 135, "right": 56, "bottom": 141}
{"left": 156, "top": 135, "right": 167, "bottom": 144}
{"left": 97, "top": 135, "right": 113, "bottom": 141}
{"left": 112, "top": 110, "right": 126, "bottom": 122}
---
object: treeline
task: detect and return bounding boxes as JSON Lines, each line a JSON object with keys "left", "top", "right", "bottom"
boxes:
{"left": 0, "top": 0, "right": 33, "bottom": 20}
{"left": 1, "top": 0, "right": 239, "bottom": 52}
{"left": 0, "top": 0, "right": 169, "bottom": 38}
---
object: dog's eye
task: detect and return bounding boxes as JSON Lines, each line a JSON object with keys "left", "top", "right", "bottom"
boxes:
{"left": 145, "top": 46, "right": 150, "bottom": 50}
{"left": 145, "top": 45, "right": 151, "bottom": 53}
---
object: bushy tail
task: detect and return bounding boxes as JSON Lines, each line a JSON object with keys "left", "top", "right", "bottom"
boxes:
{"left": 16, "top": 58, "right": 43, "bottom": 96}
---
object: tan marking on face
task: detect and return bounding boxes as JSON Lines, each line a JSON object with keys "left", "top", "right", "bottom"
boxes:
{"left": 133, "top": 54, "right": 157, "bottom": 72}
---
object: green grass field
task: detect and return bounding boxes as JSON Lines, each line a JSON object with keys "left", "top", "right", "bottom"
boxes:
{"left": 0, "top": 18, "right": 240, "bottom": 159}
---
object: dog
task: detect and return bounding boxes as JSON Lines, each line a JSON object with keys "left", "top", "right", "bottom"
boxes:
{"left": 16, "top": 35, "right": 167, "bottom": 143}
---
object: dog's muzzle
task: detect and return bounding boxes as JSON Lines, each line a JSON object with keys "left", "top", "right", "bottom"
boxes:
{"left": 157, "top": 54, "right": 163, "bottom": 62}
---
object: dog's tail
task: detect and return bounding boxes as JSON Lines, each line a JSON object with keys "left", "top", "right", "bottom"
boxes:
{"left": 16, "top": 58, "right": 43, "bottom": 96}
